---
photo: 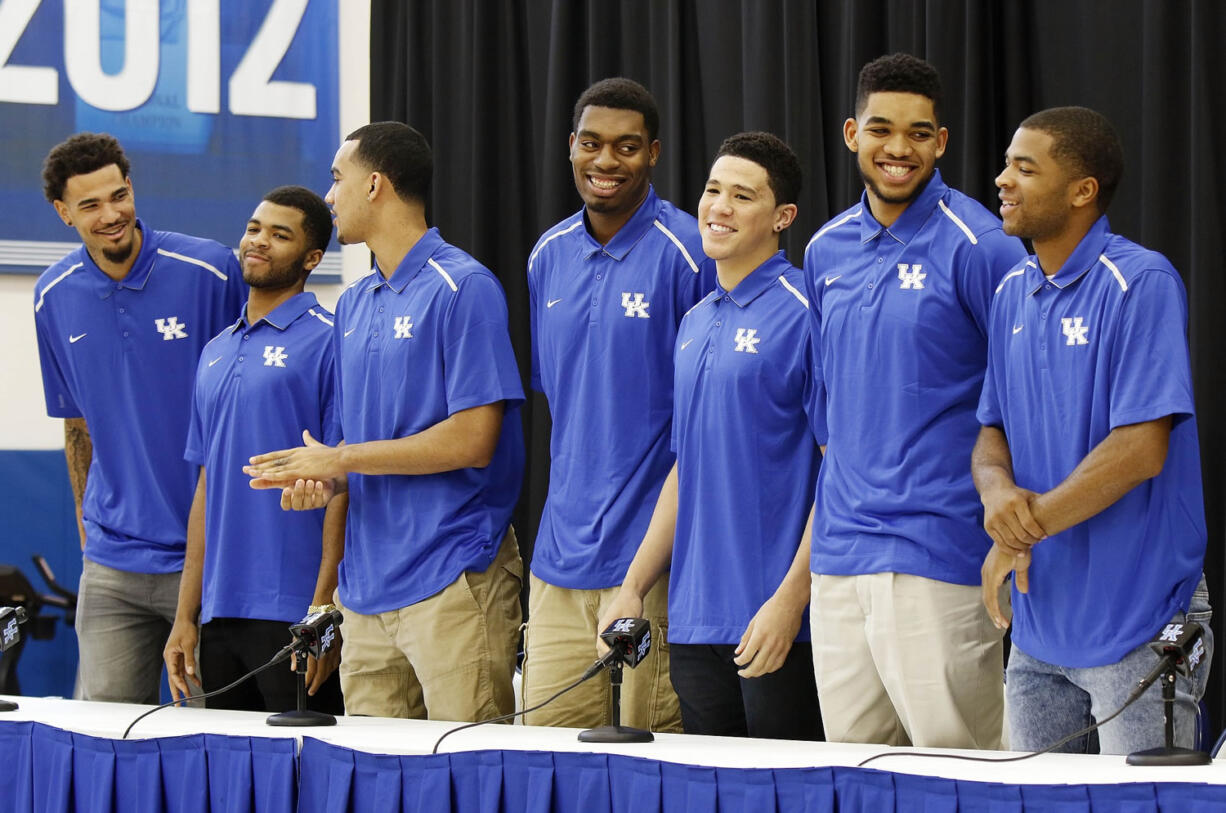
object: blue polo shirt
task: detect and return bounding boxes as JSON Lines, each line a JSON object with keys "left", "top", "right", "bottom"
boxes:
{"left": 977, "top": 217, "right": 1205, "bottom": 667}
{"left": 334, "top": 228, "right": 525, "bottom": 614}
{"left": 33, "top": 220, "right": 246, "bottom": 573}
{"left": 803, "top": 171, "right": 1026, "bottom": 585}
{"left": 669, "top": 254, "right": 821, "bottom": 645}
{"left": 528, "top": 186, "right": 712, "bottom": 589}
{"left": 184, "top": 293, "right": 338, "bottom": 624}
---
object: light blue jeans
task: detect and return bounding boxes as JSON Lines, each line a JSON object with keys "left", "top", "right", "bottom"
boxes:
{"left": 1007, "top": 575, "right": 1213, "bottom": 755}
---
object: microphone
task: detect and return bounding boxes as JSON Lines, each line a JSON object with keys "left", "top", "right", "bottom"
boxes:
{"left": 288, "top": 608, "right": 343, "bottom": 660}
{"left": 0, "top": 607, "right": 28, "bottom": 653}
{"left": 582, "top": 618, "right": 651, "bottom": 681}
{"left": 1131, "top": 620, "right": 1205, "bottom": 699}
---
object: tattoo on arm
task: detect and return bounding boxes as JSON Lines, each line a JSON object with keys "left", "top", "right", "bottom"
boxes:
{"left": 64, "top": 417, "right": 92, "bottom": 512}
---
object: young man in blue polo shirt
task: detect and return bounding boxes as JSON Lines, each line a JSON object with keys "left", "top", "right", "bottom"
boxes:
{"left": 521, "top": 78, "right": 711, "bottom": 731}
{"left": 33, "top": 133, "right": 246, "bottom": 704}
{"left": 162, "top": 186, "right": 344, "bottom": 714}
{"left": 601, "top": 133, "right": 822, "bottom": 739}
{"left": 803, "top": 54, "right": 1026, "bottom": 748}
{"left": 246, "top": 123, "right": 524, "bottom": 722}
{"left": 976, "top": 107, "right": 1211, "bottom": 754}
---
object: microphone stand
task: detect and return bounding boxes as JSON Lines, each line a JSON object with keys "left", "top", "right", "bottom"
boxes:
{"left": 578, "top": 659, "right": 652, "bottom": 743}
{"left": 266, "top": 642, "right": 336, "bottom": 727}
{"left": 1126, "top": 668, "right": 1210, "bottom": 765}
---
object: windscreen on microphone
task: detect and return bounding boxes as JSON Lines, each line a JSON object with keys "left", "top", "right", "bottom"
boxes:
{"left": 288, "top": 608, "right": 343, "bottom": 660}
{"left": 599, "top": 617, "right": 651, "bottom": 668}
{"left": 1147, "top": 620, "right": 1206, "bottom": 678}
{"left": 0, "top": 607, "right": 28, "bottom": 653}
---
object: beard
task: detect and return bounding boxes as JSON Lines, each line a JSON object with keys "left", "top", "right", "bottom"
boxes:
{"left": 243, "top": 257, "right": 308, "bottom": 290}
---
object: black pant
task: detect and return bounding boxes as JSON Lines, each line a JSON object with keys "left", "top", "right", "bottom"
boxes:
{"left": 200, "top": 617, "right": 344, "bottom": 715}
{"left": 669, "top": 642, "right": 822, "bottom": 740}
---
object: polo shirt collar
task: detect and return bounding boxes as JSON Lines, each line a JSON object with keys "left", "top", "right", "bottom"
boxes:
{"left": 858, "top": 170, "right": 949, "bottom": 245}
{"left": 581, "top": 185, "right": 662, "bottom": 260}
{"left": 91, "top": 219, "right": 154, "bottom": 297}
{"left": 1026, "top": 215, "right": 1112, "bottom": 295}
{"left": 233, "top": 291, "right": 320, "bottom": 333}
{"left": 722, "top": 251, "right": 791, "bottom": 308}
{"left": 374, "top": 227, "right": 446, "bottom": 293}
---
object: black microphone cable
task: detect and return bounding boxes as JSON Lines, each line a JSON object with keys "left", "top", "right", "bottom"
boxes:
{"left": 430, "top": 672, "right": 591, "bottom": 754}
{"left": 856, "top": 658, "right": 1194, "bottom": 768}
{"left": 121, "top": 643, "right": 294, "bottom": 739}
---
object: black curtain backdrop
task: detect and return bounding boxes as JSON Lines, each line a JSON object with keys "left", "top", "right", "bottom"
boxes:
{"left": 370, "top": 0, "right": 1226, "bottom": 735}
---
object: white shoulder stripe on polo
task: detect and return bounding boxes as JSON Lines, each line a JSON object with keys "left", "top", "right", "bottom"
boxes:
{"left": 994, "top": 268, "right": 1026, "bottom": 294}
{"left": 1099, "top": 254, "right": 1128, "bottom": 292}
{"left": 938, "top": 200, "right": 978, "bottom": 245}
{"left": 34, "top": 262, "right": 84, "bottom": 312}
{"left": 528, "top": 220, "right": 584, "bottom": 273}
{"left": 806, "top": 207, "right": 861, "bottom": 252}
{"left": 308, "top": 308, "right": 334, "bottom": 327}
{"left": 777, "top": 275, "right": 809, "bottom": 309}
{"left": 428, "top": 258, "right": 458, "bottom": 292}
{"left": 344, "top": 269, "right": 376, "bottom": 291}
{"left": 1026, "top": 260, "right": 1037, "bottom": 268}
{"left": 653, "top": 221, "right": 700, "bottom": 273}
{"left": 157, "top": 248, "right": 228, "bottom": 280}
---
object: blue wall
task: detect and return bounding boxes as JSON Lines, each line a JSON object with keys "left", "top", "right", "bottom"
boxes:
{"left": 0, "top": 450, "right": 81, "bottom": 698}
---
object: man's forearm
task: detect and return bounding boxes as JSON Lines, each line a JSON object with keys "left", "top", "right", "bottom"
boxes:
{"left": 1030, "top": 416, "right": 1172, "bottom": 537}
{"left": 337, "top": 402, "right": 505, "bottom": 476}
{"left": 175, "top": 471, "right": 206, "bottom": 625}
{"left": 621, "top": 464, "right": 680, "bottom": 600}
{"left": 971, "top": 425, "right": 1017, "bottom": 495}
{"left": 312, "top": 492, "right": 347, "bottom": 606}
{"left": 63, "top": 417, "right": 91, "bottom": 547}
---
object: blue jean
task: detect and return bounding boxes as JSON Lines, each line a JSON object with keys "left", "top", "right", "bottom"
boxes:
{"left": 1007, "top": 575, "right": 1213, "bottom": 755}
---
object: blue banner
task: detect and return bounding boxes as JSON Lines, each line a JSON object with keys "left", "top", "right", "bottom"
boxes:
{"left": 0, "top": 0, "right": 341, "bottom": 277}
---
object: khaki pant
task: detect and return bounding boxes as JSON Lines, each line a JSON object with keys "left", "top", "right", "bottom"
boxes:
{"left": 810, "top": 571, "right": 1007, "bottom": 749}
{"left": 520, "top": 573, "right": 682, "bottom": 732}
{"left": 337, "top": 529, "right": 522, "bottom": 722}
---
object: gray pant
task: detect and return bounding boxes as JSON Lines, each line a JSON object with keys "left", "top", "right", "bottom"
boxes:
{"left": 75, "top": 558, "right": 181, "bottom": 704}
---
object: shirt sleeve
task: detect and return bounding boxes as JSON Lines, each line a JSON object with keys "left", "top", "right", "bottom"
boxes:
{"left": 802, "top": 240, "right": 828, "bottom": 445}
{"left": 1107, "top": 269, "right": 1195, "bottom": 429}
{"left": 443, "top": 274, "right": 525, "bottom": 414}
{"left": 976, "top": 293, "right": 1006, "bottom": 429}
{"left": 183, "top": 355, "right": 207, "bottom": 465}
{"left": 527, "top": 254, "right": 543, "bottom": 393}
{"left": 33, "top": 296, "right": 81, "bottom": 419}
{"left": 957, "top": 228, "right": 1027, "bottom": 338}
{"left": 318, "top": 330, "right": 342, "bottom": 447}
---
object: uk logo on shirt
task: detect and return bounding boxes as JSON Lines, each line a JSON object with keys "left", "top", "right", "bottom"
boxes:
{"left": 1061, "top": 317, "right": 1090, "bottom": 346}
{"left": 155, "top": 316, "right": 188, "bottom": 340}
{"left": 734, "top": 328, "right": 761, "bottom": 354}
{"left": 263, "top": 346, "right": 288, "bottom": 367}
{"left": 394, "top": 316, "right": 414, "bottom": 339}
{"left": 621, "top": 292, "right": 650, "bottom": 318}
{"left": 897, "top": 263, "right": 926, "bottom": 290}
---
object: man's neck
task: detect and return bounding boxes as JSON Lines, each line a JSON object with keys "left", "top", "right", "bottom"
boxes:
{"left": 370, "top": 218, "right": 429, "bottom": 279}
{"left": 585, "top": 190, "right": 649, "bottom": 246}
{"left": 246, "top": 282, "right": 307, "bottom": 326}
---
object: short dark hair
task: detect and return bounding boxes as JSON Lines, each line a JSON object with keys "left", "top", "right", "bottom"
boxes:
{"left": 1019, "top": 106, "right": 1124, "bottom": 214}
{"left": 714, "top": 131, "right": 803, "bottom": 207}
{"left": 344, "top": 121, "right": 432, "bottom": 204}
{"left": 262, "top": 185, "right": 332, "bottom": 254}
{"left": 855, "top": 53, "right": 942, "bottom": 122}
{"left": 41, "top": 132, "right": 131, "bottom": 203}
{"left": 572, "top": 77, "right": 660, "bottom": 142}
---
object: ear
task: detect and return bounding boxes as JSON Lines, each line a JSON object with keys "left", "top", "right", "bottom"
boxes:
{"left": 774, "top": 203, "right": 798, "bottom": 233}
{"left": 367, "top": 172, "right": 382, "bottom": 201}
{"left": 1069, "top": 176, "right": 1100, "bottom": 211}
{"left": 568, "top": 131, "right": 577, "bottom": 156}
{"left": 302, "top": 248, "right": 324, "bottom": 273}
{"left": 843, "top": 118, "right": 859, "bottom": 153}
{"left": 934, "top": 127, "right": 949, "bottom": 160}
{"left": 53, "top": 200, "right": 73, "bottom": 227}
{"left": 648, "top": 139, "right": 661, "bottom": 168}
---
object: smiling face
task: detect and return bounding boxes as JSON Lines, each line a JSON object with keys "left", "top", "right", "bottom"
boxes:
{"left": 569, "top": 105, "right": 659, "bottom": 226}
{"left": 53, "top": 164, "right": 139, "bottom": 268}
{"left": 239, "top": 200, "right": 320, "bottom": 290}
{"left": 995, "top": 127, "right": 1081, "bottom": 244}
{"left": 844, "top": 91, "right": 947, "bottom": 225}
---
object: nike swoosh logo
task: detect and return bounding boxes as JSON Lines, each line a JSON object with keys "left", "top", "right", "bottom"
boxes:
{"left": 1012, "top": 324, "right": 1024, "bottom": 334}
{"left": 680, "top": 339, "right": 694, "bottom": 350}
{"left": 208, "top": 357, "right": 223, "bottom": 367}
{"left": 344, "top": 328, "right": 357, "bottom": 337}
{"left": 68, "top": 333, "right": 87, "bottom": 343}
{"left": 546, "top": 298, "right": 563, "bottom": 308}
{"left": 825, "top": 275, "right": 842, "bottom": 287}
